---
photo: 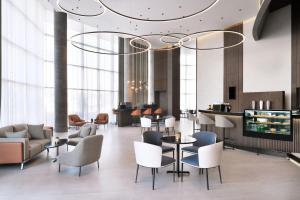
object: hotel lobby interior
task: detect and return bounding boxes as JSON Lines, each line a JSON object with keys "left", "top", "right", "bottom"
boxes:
{"left": 1, "top": 0, "right": 300, "bottom": 199}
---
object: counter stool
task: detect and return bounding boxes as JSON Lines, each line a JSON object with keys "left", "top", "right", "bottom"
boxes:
{"left": 215, "top": 115, "right": 235, "bottom": 150}
{"left": 198, "top": 113, "right": 215, "bottom": 131}
{"left": 188, "top": 113, "right": 201, "bottom": 134}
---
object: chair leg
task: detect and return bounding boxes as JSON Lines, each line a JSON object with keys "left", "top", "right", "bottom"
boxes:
{"left": 152, "top": 168, "right": 155, "bottom": 190}
{"left": 181, "top": 163, "right": 183, "bottom": 182}
{"left": 59, "top": 164, "right": 61, "bottom": 172}
{"left": 66, "top": 145, "right": 68, "bottom": 152}
{"left": 206, "top": 168, "right": 209, "bottom": 190}
{"left": 173, "top": 163, "right": 175, "bottom": 182}
{"left": 135, "top": 165, "right": 139, "bottom": 183}
{"left": 79, "top": 166, "right": 82, "bottom": 177}
{"left": 20, "top": 163, "right": 24, "bottom": 170}
{"left": 156, "top": 168, "right": 158, "bottom": 174}
{"left": 97, "top": 161, "right": 99, "bottom": 171}
{"left": 173, "top": 150, "right": 175, "bottom": 159}
{"left": 218, "top": 165, "right": 223, "bottom": 184}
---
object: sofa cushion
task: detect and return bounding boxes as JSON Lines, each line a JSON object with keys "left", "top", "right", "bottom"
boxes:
{"left": 29, "top": 141, "right": 43, "bottom": 158}
{"left": 30, "top": 139, "right": 51, "bottom": 148}
{"left": 5, "top": 130, "right": 28, "bottom": 138}
{"left": 0, "top": 126, "right": 13, "bottom": 138}
{"left": 80, "top": 126, "right": 91, "bottom": 138}
{"left": 13, "top": 124, "right": 31, "bottom": 139}
{"left": 28, "top": 124, "right": 45, "bottom": 139}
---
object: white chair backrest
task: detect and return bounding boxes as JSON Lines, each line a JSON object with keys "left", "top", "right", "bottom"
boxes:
{"left": 141, "top": 117, "right": 152, "bottom": 128}
{"left": 215, "top": 115, "right": 234, "bottom": 128}
{"left": 198, "top": 142, "right": 223, "bottom": 168}
{"left": 198, "top": 113, "right": 215, "bottom": 125}
{"left": 165, "top": 117, "right": 175, "bottom": 128}
{"left": 134, "top": 141, "right": 162, "bottom": 168}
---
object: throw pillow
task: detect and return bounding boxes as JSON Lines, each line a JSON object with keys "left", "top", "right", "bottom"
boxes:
{"left": 6, "top": 130, "right": 28, "bottom": 138}
{"left": 80, "top": 126, "right": 91, "bottom": 138}
{"left": 28, "top": 124, "right": 45, "bottom": 139}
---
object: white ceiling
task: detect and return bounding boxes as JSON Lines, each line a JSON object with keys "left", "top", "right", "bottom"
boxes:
{"left": 47, "top": 0, "right": 260, "bottom": 48}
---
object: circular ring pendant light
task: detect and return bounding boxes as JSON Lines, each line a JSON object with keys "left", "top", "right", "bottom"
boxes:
{"left": 57, "top": 0, "right": 106, "bottom": 17}
{"left": 160, "top": 33, "right": 191, "bottom": 45}
{"left": 71, "top": 31, "right": 152, "bottom": 55}
{"left": 130, "top": 34, "right": 185, "bottom": 51}
{"left": 98, "top": 0, "right": 220, "bottom": 22}
{"left": 179, "top": 30, "right": 245, "bottom": 50}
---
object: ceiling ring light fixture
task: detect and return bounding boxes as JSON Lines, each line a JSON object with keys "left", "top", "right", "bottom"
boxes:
{"left": 179, "top": 30, "right": 246, "bottom": 50}
{"left": 130, "top": 34, "right": 183, "bottom": 51}
{"left": 98, "top": 0, "right": 220, "bottom": 22}
{"left": 160, "top": 33, "right": 191, "bottom": 45}
{"left": 71, "top": 31, "right": 152, "bottom": 55}
{"left": 57, "top": 0, "right": 106, "bottom": 17}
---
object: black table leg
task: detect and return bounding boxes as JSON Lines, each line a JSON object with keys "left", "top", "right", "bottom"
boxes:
{"left": 167, "top": 143, "right": 190, "bottom": 176}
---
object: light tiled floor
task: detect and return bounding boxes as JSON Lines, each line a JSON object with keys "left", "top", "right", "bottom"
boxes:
{"left": 0, "top": 119, "right": 300, "bottom": 200}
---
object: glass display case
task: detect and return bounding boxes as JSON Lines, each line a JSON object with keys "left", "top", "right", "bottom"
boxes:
{"left": 243, "top": 110, "right": 293, "bottom": 141}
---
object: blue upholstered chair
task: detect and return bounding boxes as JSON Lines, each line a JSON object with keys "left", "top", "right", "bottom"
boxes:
{"left": 181, "top": 131, "right": 217, "bottom": 156}
{"left": 181, "top": 142, "right": 223, "bottom": 190}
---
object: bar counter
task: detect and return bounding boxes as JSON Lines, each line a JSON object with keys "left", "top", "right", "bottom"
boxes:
{"left": 198, "top": 110, "right": 300, "bottom": 153}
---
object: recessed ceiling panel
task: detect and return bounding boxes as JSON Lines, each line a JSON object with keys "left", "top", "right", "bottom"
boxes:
{"left": 98, "top": 0, "right": 219, "bottom": 21}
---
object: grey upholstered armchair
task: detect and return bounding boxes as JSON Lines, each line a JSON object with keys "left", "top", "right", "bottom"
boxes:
{"left": 67, "top": 123, "right": 97, "bottom": 150}
{"left": 58, "top": 135, "right": 104, "bottom": 176}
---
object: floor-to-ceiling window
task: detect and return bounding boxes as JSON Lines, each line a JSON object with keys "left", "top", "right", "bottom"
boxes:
{"left": 44, "top": 13, "right": 119, "bottom": 125}
{"left": 180, "top": 48, "right": 197, "bottom": 111}
{"left": 1, "top": 2, "right": 119, "bottom": 126}
{"left": 1, "top": 0, "right": 47, "bottom": 125}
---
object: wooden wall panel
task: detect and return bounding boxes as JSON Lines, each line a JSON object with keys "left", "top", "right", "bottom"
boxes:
{"left": 154, "top": 51, "right": 167, "bottom": 91}
{"left": 224, "top": 24, "right": 244, "bottom": 112}
{"left": 291, "top": 2, "right": 300, "bottom": 109}
{"left": 241, "top": 91, "right": 285, "bottom": 110}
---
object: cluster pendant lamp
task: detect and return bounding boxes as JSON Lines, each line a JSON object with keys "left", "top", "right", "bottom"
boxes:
{"left": 128, "top": 42, "right": 148, "bottom": 93}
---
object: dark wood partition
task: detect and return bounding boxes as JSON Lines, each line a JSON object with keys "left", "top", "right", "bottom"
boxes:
{"left": 153, "top": 49, "right": 180, "bottom": 119}
{"left": 224, "top": 24, "right": 243, "bottom": 112}
{"left": 291, "top": 1, "right": 300, "bottom": 109}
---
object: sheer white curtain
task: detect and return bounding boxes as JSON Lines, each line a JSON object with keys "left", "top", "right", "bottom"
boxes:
{"left": 180, "top": 48, "right": 197, "bottom": 110}
{"left": 44, "top": 19, "right": 119, "bottom": 124}
{"left": 1, "top": 0, "right": 46, "bottom": 126}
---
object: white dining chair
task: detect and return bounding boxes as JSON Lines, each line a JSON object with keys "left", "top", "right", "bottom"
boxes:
{"left": 140, "top": 117, "right": 152, "bottom": 135}
{"left": 134, "top": 141, "right": 176, "bottom": 190}
{"left": 165, "top": 116, "right": 176, "bottom": 135}
{"left": 181, "top": 142, "right": 223, "bottom": 190}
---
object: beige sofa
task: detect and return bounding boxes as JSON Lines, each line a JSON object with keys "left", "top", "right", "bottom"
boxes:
{"left": 0, "top": 124, "right": 53, "bottom": 169}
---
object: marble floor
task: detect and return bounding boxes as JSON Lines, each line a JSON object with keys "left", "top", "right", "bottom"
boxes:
{"left": 0, "top": 119, "right": 300, "bottom": 200}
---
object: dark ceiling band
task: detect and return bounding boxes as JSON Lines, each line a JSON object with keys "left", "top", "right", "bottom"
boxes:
{"left": 98, "top": 0, "right": 220, "bottom": 22}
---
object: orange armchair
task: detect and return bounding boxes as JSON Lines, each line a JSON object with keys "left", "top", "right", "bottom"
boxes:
{"left": 143, "top": 108, "right": 152, "bottom": 116}
{"left": 69, "top": 114, "right": 86, "bottom": 128}
{"left": 154, "top": 108, "right": 163, "bottom": 116}
{"left": 94, "top": 113, "right": 109, "bottom": 127}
